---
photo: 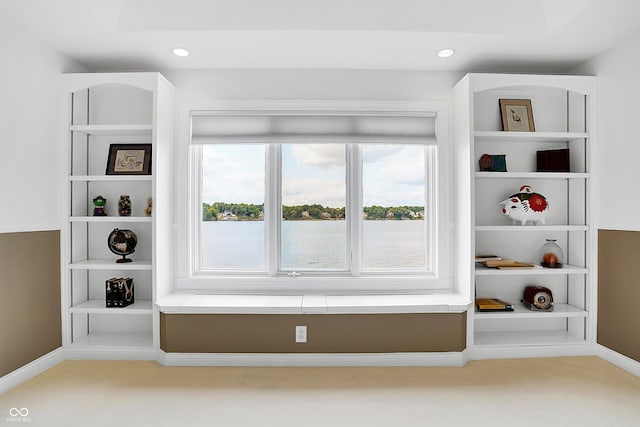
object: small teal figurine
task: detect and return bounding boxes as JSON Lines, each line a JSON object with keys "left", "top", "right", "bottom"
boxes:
{"left": 93, "top": 196, "right": 107, "bottom": 216}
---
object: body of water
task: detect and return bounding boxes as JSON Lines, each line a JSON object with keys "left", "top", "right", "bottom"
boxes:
{"left": 201, "top": 220, "right": 425, "bottom": 270}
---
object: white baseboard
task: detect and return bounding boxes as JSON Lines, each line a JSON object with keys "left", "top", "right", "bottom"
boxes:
{"left": 63, "top": 347, "right": 159, "bottom": 361}
{"left": 596, "top": 344, "right": 640, "bottom": 377}
{"left": 0, "top": 348, "right": 64, "bottom": 394}
{"left": 158, "top": 351, "right": 468, "bottom": 367}
{"left": 469, "top": 344, "right": 597, "bottom": 360}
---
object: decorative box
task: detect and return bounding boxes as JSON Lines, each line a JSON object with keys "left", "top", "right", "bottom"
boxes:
{"left": 536, "top": 148, "right": 570, "bottom": 172}
{"left": 106, "top": 277, "right": 135, "bottom": 307}
{"left": 479, "top": 153, "right": 507, "bottom": 172}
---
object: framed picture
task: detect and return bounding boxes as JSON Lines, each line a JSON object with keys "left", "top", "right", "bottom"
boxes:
{"left": 106, "top": 144, "right": 152, "bottom": 175}
{"left": 499, "top": 99, "right": 535, "bottom": 132}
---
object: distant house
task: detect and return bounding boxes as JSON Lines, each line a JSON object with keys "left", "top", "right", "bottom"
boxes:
{"left": 301, "top": 211, "right": 310, "bottom": 218}
{"left": 219, "top": 210, "right": 238, "bottom": 221}
{"left": 321, "top": 212, "right": 331, "bottom": 219}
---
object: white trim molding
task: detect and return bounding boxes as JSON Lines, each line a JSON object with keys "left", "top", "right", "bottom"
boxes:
{"left": 63, "top": 347, "right": 159, "bottom": 361}
{"left": 596, "top": 344, "right": 640, "bottom": 378}
{"left": 0, "top": 348, "right": 64, "bottom": 394}
{"left": 158, "top": 351, "right": 468, "bottom": 367}
{"left": 469, "top": 344, "right": 598, "bottom": 361}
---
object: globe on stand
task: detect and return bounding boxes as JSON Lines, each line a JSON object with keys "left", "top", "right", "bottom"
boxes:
{"left": 107, "top": 228, "right": 137, "bottom": 263}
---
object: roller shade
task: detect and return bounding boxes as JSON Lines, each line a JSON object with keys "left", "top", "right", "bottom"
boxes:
{"left": 191, "top": 111, "right": 437, "bottom": 145}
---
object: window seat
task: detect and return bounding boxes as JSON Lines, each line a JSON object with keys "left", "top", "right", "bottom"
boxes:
{"left": 156, "top": 293, "right": 471, "bottom": 315}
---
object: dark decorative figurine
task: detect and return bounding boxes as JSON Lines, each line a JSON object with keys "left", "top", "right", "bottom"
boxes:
{"left": 93, "top": 196, "right": 107, "bottom": 216}
{"left": 118, "top": 195, "right": 131, "bottom": 216}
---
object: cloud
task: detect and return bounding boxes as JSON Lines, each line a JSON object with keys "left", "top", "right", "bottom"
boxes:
{"left": 200, "top": 144, "right": 426, "bottom": 207}
{"left": 202, "top": 145, "right": 265, "bottom": 204}
{"left": 289, "top": 144, "right": 345, "bottom": 169}
{"left": 283, "top": 177, "right": 345, "bottom": 207}
{"left": 363, "top": 145, "right": 425, "bottom": 206}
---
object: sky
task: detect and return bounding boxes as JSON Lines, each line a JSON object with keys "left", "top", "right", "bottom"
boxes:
{"left": 202, "top": 144, "right": 426, "bottom": 207}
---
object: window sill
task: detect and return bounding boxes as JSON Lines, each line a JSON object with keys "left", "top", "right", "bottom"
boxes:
{"left": 156, "top": 292, "right": 471, "bottom": 315}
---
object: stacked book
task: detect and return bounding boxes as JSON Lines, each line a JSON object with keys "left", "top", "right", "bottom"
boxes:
{"left": 475, "top": 255, "right": 535, "bottom": 270}
{"left": 475, "top": 298, "right": 514, "bottom": 312}
{"left": 105, "top": 277, "right": 135, "bottom": 307}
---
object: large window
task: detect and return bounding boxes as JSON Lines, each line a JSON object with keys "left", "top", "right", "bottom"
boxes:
{"left": 281, "top": 144, "right": 347, "bottom": 271}
{"left": 200, "top": 144, "right": 265, "bottom": 270}
{"left": 185, "top": 107, "right": 448, "bottom": 290}
{"left": 362, "top": 145, "right": 427, "bottom": 270}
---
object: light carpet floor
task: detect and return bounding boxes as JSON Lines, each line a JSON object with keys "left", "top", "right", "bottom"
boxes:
{"left": 1, "top": 356, "right": 639, "bottom": 427}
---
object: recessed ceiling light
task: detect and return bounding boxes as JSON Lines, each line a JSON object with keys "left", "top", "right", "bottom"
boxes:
{"left": 437, "top": 48, "right": 455, "bottom": 58}
{"left": 171, "top": 47, "right": 190, "bottom": 57}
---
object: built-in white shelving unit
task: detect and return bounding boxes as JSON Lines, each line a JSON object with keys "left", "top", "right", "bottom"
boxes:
{"left": 62, "top": 73, "right": 174, "bottom": 359}
{"left": 454, "top": 73, "right": 595, "bottom": 358}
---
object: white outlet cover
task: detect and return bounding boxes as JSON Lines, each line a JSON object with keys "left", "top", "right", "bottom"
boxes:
{"left": 295, "top": 325, "right": 307, "bottom": 343}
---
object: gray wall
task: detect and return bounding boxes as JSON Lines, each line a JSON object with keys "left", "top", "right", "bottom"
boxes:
{"left": 0, "top": 231, "right": 61, "bottom": 377}
{"left": 161, "top": 312, "right": 466, "bottom": 353}
{"left": 597, "top": 230, "right": 640, "bottom": 363}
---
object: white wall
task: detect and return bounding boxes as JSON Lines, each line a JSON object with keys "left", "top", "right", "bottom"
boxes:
{"left": 0, "top": 12, "right": 85, "bottom": 233}
{"left": 573, "top": 30, "right": 640, "bottom": 230}
{"left": 161, "top": 69, "right": 461, "bottom": 101}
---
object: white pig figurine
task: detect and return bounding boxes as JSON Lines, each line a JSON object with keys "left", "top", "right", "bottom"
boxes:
{"left": 499, "top": 185, "right": 549, "bottom": 225}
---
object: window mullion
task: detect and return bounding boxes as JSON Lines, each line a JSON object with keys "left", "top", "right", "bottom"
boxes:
{"left": 192, "top": 145, "right": 204, "bottom": 275}
{"left": 348, "top": 144, "right": 363, "bottom": 276}
{"left": 265, "top": 143, "right": 281, "bottom": 276}
{"left": 426, "top": 146, "right": 436, "bottom": 273}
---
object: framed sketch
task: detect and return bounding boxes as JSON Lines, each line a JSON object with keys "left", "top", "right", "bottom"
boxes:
{"left": 499, "top": 99, "right": 535, "bottom": 132}
{"left": 106, "top": 144, "right": 152, "bottom": 175}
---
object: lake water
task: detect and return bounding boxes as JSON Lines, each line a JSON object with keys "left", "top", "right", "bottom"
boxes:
{"left": 201, "top": 220, "right": 425, "bottom": 270}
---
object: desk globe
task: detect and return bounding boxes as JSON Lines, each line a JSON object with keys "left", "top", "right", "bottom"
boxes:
{"left": 107, "top": 228, "right": 137, "bottom": 263}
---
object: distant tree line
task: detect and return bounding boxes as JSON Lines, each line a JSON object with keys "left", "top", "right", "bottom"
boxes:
{"left": 203, "top": 202, "right": 264, "bottom": 221}
{"left": 363, "top": 205, "right": 424, "bottom": 220}
{"left": 203, "top": 202, "right": 424, "bottom": 221}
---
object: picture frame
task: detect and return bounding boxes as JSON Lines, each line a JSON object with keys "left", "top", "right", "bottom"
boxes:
{"left": 499, "top": 99, "right": 535, "bottom": 132}
{"left": 105, "top": 144, "right": 152, "bottom": 175}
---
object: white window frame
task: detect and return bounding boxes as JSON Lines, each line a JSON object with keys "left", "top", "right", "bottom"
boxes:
{"left": 175, "top": 100, "right": 452, "bottom": 293}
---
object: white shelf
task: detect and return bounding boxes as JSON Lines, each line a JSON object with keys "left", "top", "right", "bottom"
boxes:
{"left": 474, "top": 330, "right": 587, "bottom": 347}
{"left": 475, "top": 264, "right": 588, "bottom": 276}
{"left": 475, "top": 303, "right": 587, "bottom": 320}
{"left": 476, "top": 225, "right": 588, "bottom": 232}
{"left": 69, "top": 259, "right": 152, "bottom": 270}
{"left": 70, "top": 300, "right": 153, "bottom": 315}
{"left": 475, "top": 172, "right": 588, "bottom": 179}
{"left": 69, "top": 124, "right": 152, "bottom": 135}
{"left": 474, "top": 131, "right": 588, "bottom": 143}
{"left": 69, "top": 175, "right": 152, "bottom": 182}
{"left": 70, "top": 216, "right": 152, "bottom": 223}
{"left": 456, "top": 74, "right": 595, "bottom": 356}
{"left": 70, "top": 332, "right": 153, "bottom": 348}
{"left": 63, "top": 73, "right": 174, "bottom": 358}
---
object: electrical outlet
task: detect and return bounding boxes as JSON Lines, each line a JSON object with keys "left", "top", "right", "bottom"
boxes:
{"left": 295, "top": 325, "right": 307, "bottom": 343}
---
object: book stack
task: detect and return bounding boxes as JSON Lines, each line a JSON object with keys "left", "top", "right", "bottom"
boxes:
{"left": 105, "top": 277, "right": 135, "bottom": 308}
{"left": 476, "top": 298, "right": 514, "bottom": 312}
{"left": 476, "top": 255, "right": 535, "bottom": 270}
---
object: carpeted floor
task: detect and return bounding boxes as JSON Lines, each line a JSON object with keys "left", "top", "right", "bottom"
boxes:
{"left": 1, "top": 356, "right": 639, "bottom": 426}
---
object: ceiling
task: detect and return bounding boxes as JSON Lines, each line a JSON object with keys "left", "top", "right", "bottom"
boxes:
{"left": 4, "top": 0, "right": 640, "bottom": 72}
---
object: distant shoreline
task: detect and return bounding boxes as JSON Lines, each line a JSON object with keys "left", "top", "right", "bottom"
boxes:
{"left": 203, "top": 202, "right": 424, "bottom": 222}
{"left": 208, "top": 218, "right": 424, "bottom": 222}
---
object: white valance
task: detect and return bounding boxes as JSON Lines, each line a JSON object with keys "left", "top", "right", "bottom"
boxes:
{"left": 191, "top": 111, "right": 437, "bottom": 145}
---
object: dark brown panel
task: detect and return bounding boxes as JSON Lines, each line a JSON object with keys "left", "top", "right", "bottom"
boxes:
{"left": 0, "top": 231, "right": 61, "bottom": 377}
{"left": 161, "top": 312, "right": 466, "bottom": 353}
{"left": 598, "top": 230, "right": 640, "bottom": 363}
